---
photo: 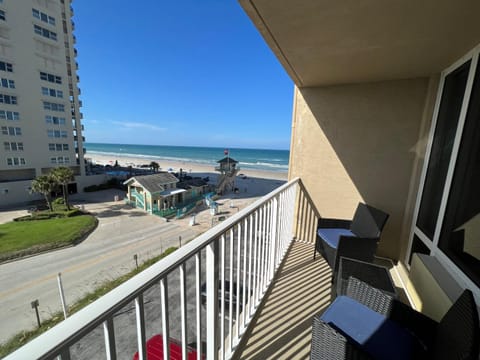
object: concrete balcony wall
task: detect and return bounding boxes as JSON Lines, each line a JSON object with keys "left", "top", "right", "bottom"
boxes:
{"left": 288, "top": 77, "right": 439, "bottom": 261}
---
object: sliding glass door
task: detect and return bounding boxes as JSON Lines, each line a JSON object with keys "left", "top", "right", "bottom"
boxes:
{"left": 408, "top": 47, "right": 480, "bottom": 291}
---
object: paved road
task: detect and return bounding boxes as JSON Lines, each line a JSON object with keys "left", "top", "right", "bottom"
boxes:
{"left": 0, "top": 199, "right": 199, "bottom": 345}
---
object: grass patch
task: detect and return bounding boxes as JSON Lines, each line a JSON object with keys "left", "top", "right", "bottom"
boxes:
{"left": 0, "top": 215, "right": 97, "bottom": 261}
{"left": 0, "top": 247, "right": 178, "bottom": 357}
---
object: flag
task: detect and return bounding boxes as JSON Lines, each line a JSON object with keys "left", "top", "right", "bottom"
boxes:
{"left": 224, "top": 149, "right": 229, "bottom": 155}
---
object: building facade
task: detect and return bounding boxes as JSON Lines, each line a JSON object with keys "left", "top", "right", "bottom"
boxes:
{"left": 0, "top": 0, "right": 86, "bottom": 207}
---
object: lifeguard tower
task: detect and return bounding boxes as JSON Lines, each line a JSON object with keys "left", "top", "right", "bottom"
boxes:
{"left": 215, "top": 151, "right": 240, "bottom": 194}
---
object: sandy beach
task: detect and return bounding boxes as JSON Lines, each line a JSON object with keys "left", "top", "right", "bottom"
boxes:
{"left": 87, "top": 153, "right": 288, "bottom": 181}
{"left": 87, "top": 153, "right": 289, "bottom": 233}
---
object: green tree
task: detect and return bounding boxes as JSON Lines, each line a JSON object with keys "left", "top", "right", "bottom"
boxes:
{"left": 30, "top": 175, "right": 55, "bottom": 211}
{"left": 149, "top": 161, "right": 160, "bottom": 172}
{"left": 50, "top": 167, "right": 74, "bottom": 210}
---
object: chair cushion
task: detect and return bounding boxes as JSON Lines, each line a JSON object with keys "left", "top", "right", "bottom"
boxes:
{"left": 321, "top": 296, "right": 417, "bottom": 360}
{"left": 317, "top": 228, "right": 354, "bottom": 249}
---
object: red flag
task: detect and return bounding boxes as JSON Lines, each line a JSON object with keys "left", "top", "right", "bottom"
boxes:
{"left": 224, "top": 148, "right": 229, "bottom": 155}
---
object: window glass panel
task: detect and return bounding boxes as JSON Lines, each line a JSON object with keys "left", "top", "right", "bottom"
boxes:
{"left": 416, "top": 61, "right": 471, "bottom": 239}
{"left": 439, "top": 61, "right": 480, "bottom": 286}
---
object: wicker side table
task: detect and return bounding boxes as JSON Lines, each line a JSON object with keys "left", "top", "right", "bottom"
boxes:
{"left": 335, "top": 257, "right": 397, "bottom": 299}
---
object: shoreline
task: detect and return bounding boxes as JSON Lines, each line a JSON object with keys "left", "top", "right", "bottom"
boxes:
{"left": 87, "top": 153, "right": 288, "bottom": 181}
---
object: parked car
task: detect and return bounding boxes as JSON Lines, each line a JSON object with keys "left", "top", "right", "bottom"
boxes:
{"left": 132, "top": 334, "right": 204, "bottom": 360}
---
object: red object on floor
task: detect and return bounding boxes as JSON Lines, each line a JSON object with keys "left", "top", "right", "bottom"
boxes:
{"left": 132, "top": 334, "right": 204, "bottom": 360}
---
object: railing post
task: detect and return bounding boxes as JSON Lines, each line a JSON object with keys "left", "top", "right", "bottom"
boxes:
{"left": 103, "top": 318, "right": 117, "bottom": 360}
{"left": 206, "top": 239, "right": 219, "bottom": 360}
{"left": 270, "top": 197, "right": 278, "bottom": 280}
{"left": 135, "top": 294, "right": 146, "bottom": 360}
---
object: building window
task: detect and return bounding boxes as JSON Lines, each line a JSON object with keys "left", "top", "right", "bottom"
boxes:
{"left": 47, "top": 129, "right": 67, "bottom": 138}
{"left": 32, "top": 8, "right": 56, "bottom": 26}
{"left": 0, "top": 61, "right": 13, "bottom": 73}
{"left": 0, "top": 110, "right": 19, "bottom": 120}
{"left": 6, "top": 157, "right": 25, "bottom": 166}
{"left": 45, "top": 115, "right": 66, "bottom": 125}
{"left": 50, "top": 157, "right": 69, "bottom": 164}
{"left": 40, "top": 71, "right": 62, "bottom": 84}
{"left": 0, "top": 10, "right": 5, "bottom": 21}
{"left": 48, "top": 143, "right": 69, "bottom": 151}
{"left": 1, "top": 126, "right": 21, "bottom": 135}
{"left": 33, "top": 24, "right": 57, "bottom": 41}
{"left": 41, "top": 87, "right": 63, "bottom": 98}
{"left": 0, "top": 78, "right": 14, "bottom": 89}
{"left": 4, "top": 141, "right": 23, "bottom": 151}
{"left": 43, "top": 101, "right": 65, "bottom": 112}
{"left": 0, "top": 94, "right": 17, "bottom": 104}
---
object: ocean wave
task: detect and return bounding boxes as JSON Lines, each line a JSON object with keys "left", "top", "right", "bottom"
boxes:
{"left": 239, "top": 161, "right": 289, "bottom": 170}
{"left": 87, "top": 150, "right": 288, "bottom": 172}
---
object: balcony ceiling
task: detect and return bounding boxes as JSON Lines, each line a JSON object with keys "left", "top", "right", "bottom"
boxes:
{"left": 240, "top": 0, "right": 480, "bottom": 86}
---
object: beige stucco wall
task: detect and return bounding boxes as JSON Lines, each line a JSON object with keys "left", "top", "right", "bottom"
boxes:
{"left": 289, "top": 77, "right": 438, "bottom": 260}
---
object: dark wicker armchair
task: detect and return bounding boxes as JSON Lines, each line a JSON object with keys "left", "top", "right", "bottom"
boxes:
{"left": 314, "top": 203, "right": 389, "bottom": 277}
{"left": 310, "top": 277, "right": 480, "bottom": 360}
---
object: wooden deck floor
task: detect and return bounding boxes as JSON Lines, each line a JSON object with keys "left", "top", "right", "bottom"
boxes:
{"left": 235, "top": 241, "right": 332, "bottom": 359}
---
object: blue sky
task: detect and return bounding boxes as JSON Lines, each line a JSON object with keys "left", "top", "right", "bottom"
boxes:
{"left": 74, "top": 1, "right": 293, "bottom": 150}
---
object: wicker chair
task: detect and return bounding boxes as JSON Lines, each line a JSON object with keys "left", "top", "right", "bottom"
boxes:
{"left": 314, "top": 203, "right": 389, "bottom": 278}
{"left": 310, "top": 277, "right": 480, "bottom": 360}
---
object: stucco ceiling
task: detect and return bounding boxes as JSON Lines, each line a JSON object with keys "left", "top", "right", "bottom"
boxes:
{"left": 239, "top": 0, "right": 480, "bottom": 87}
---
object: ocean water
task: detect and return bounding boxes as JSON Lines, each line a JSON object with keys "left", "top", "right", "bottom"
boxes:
{"left": 85, "top": 143, "right": 289, "bottom": 172}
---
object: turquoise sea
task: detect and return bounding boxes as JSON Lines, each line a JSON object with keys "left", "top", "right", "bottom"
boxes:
{"left": 85, "top": 143, "right": 289, "bottom": 172}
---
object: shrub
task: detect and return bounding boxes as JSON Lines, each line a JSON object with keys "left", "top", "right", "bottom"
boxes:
{"left": 64, "top": 209, "right": 81, "bottom": 217}
{"left": 52, "top": 197, "right": 65, "bottom": 205}
{"left": 13, "top": 215, "right": 33, "bottom": 222}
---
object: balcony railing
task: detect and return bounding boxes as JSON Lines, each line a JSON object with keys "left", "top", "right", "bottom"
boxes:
{"left": 5, "top": 178, "right": 319, "bottom": 360}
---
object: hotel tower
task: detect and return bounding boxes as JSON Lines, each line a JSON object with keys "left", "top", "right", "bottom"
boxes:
{"left": 0, "top": 0, "right": 86, "bottom": 207}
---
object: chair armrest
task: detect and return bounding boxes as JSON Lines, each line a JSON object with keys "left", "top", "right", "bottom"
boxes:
{"left": 389, "top": 299, "right": 438, "bottom": 350}
{"left": 318, "top": 218, "right": 352, "bottom": 229}
{"left": 345, "top": 277, "right": 394, "bottom": 315}
{"left": 311, "top": 313, "right": 372, "bottom": 360}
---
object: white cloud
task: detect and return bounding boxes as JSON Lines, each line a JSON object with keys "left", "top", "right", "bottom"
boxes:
{"left": 111, "top": 121, "right": 166, "bottom": 132}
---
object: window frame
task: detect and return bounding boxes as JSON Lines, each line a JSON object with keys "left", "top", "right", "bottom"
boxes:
{"left": 407, "top": 45, "right": 480, "bottom": 298}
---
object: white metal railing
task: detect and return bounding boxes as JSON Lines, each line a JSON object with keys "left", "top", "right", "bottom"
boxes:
{"left": 6, "top": 178, "right": 318, "bottom": 360}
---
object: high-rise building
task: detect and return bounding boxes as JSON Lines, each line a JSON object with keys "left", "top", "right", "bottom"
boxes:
{"left": 0, "top": 0, "right": 85, "bottom": 207}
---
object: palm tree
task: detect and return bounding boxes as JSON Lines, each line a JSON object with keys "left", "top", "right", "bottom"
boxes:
{"left": 149, "top": 161, "right": 160, "bottom": 172}
{"left": 30, "top": 175, "right": 55, "bottom": 211}
{"left": 50, "top": 167, "right": 74, "bottom": 210}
